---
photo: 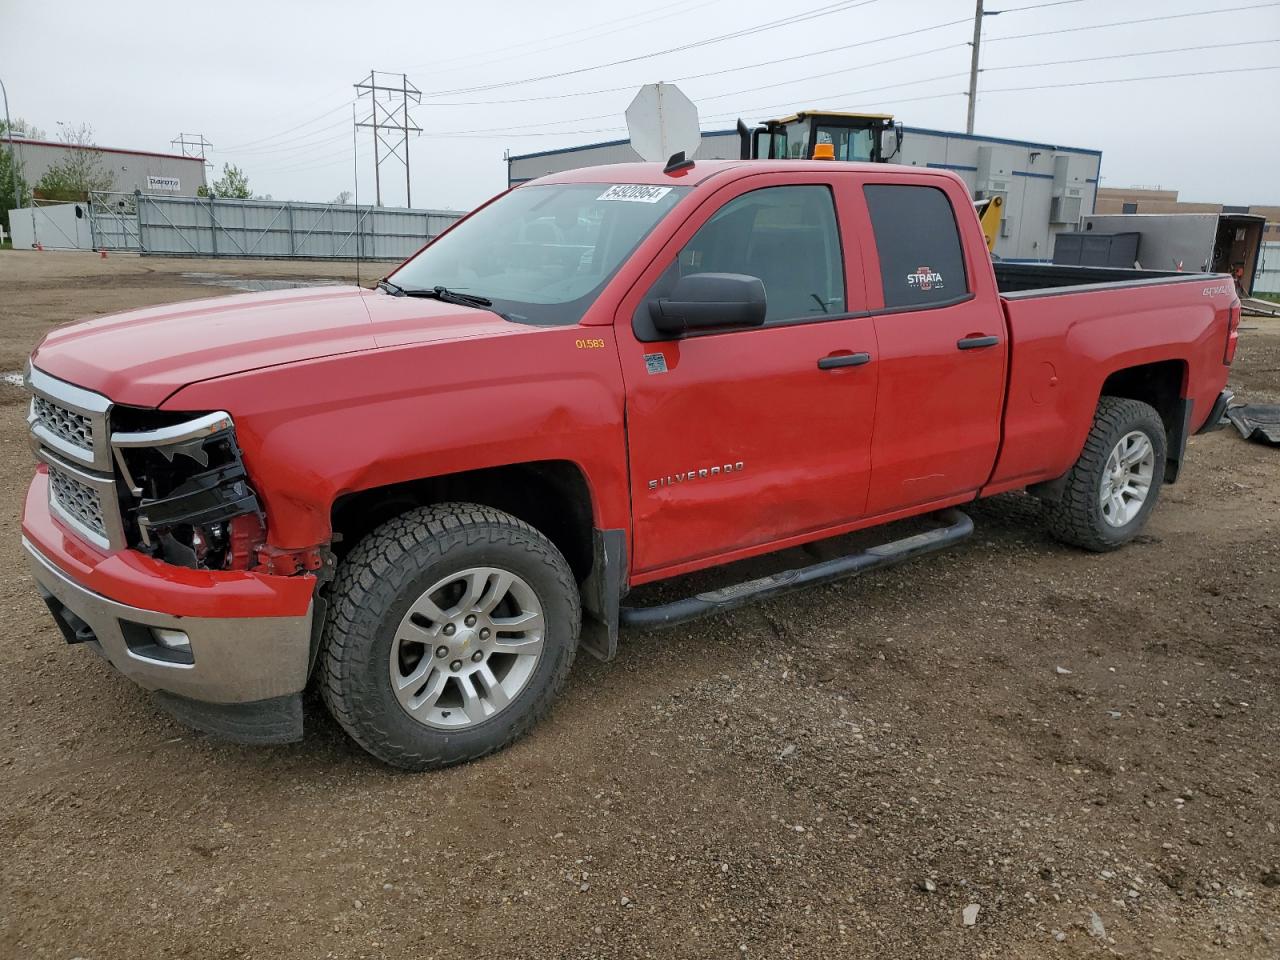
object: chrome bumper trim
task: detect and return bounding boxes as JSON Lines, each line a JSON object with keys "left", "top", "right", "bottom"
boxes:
{"left": 24, "top": 537, "right": 313, "bottom": 705}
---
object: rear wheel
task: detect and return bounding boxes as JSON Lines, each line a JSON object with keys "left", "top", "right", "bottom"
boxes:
{"left": 1042, "top": 396, "right": 1167, "bottom": 552}
{"left": 320, "top": 503, "right": 579, "bottom": 770}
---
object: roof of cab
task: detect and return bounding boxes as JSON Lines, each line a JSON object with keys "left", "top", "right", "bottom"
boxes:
{"left": 773, "top": 110, "right": 895, "bottom": 124}
{"left": 526, "top": 159, "right": 964, "bottom": 189}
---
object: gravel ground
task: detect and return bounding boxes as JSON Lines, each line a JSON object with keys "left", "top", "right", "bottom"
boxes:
{"left": 0, "top": 251, "right": 1277, "bottom": 959}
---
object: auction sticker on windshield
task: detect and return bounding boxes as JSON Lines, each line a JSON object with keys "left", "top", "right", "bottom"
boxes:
{"left": 598, "top": 185, "right": 673, "bottom": 203}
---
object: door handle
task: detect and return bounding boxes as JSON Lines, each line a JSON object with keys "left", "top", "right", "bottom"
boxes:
{"left": 818, "top": 352, "right": 872, "bottom": 370}
{"left": 956, "top": 335, "right": 1000, "bottom": 350}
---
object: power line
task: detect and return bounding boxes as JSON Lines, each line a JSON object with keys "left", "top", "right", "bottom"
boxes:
{"left": 700, "top": 76, "right": 968, "bottom": 123}
{"left": 981, "top": 37, "right": 1280, "bottom": 71}
{"left": 993, "top": 0, "right": 1086, "bottom": 11}
{"left": 420, "top": 0, "right": 887, "bottom": 98}
{"left": 982, "top": 63, "right": 1280, "bottom": 92}
{"left": 694, "top": 42, "right": 970, "bottom": 103}
{"left": 226, "top": 0, "right": 1076, "bottom": 148}
{"left": 456, "top": 58, "right": 1279, "bottom": 139}
{"left": 431, "top": 68, "right": 972, "bottom": 137}
{"left": 426, "top": 17, "right": 972, "bottom": 107}
{"left": 218, "top": 99, "right": 353, "bottom": 151}
{"left": 214, "top": 1, "right": 731, "bottom": 150}
{"left": 215, "top": 0, "right": 1022, "bottom": 156}
{"left": 408, "top": 0, "right": 731, "bottom": 79}
{"left": 228, "top": 124, "right": 354, "bottom": 157}
{"left": 986, "top": 1, "right": 1280, "bottom": 42}
{"left": 226, "top": 0, "right": 1280, "bottom": 169}
{"left": 423, "top": 0, "right": 1090, "bottom": 109}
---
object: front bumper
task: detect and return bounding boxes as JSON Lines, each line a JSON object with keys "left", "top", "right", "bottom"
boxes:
{"left": 25, "top": 537, "right": 314, "bottom": 705}
{"left": 23, "top": 471, "right": 317, "bottom": 741}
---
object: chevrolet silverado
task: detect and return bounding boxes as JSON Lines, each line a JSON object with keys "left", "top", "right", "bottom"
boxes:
{"left": 22, "top": 159, "right": 1238, "bottom": 768}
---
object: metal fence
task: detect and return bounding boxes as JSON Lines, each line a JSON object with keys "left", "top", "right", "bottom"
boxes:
{"left": 9, "top": 200, "right": 96, "bottom": 251}
{"left": 89, "top": 194, "right": 141, "bottom": 251}
{"left": 1257, "top": 241, "right": 1280, "bottom": 295}
{"left": 88, "top": 192, "right": 464, "bottom": 260}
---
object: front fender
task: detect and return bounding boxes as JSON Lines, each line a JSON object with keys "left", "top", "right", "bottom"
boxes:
{"left": 165, "top": 330, "right": 631, "bottom": 550}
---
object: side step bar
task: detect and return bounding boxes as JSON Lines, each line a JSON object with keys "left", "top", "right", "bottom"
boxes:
{"left": 618, "top": 509, "right": 974, "bottom": 630}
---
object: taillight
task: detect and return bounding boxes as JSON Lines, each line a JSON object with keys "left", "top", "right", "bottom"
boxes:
{"left": 1224, "top": 302, "right": 1241, "bottom": 365}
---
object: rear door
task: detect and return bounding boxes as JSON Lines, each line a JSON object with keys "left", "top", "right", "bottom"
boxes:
{"left": 855, "top": 178, "right": 1008, "bottom": 515}
{"left": 615, "top": 174, "right": 879, "bottom": 577}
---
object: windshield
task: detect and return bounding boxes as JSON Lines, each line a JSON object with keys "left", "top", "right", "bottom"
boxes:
{"left": 390, "top": 183, "right": 688, "bottom": 325}
{"left": 814, "top": 125, "right": 876, "bottom": 161}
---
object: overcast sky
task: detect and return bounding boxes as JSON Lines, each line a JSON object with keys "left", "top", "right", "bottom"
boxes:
{"left": 2, "top": 0, "right": 1278, "bottom": 209}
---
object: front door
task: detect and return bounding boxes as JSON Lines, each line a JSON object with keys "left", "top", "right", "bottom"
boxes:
{"left": 616, "top": 176, "right": 879, "bottom": 577}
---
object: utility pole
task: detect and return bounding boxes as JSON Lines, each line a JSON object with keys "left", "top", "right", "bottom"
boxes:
{"left": 966, "top": 0, "right": 983, "bottom": 135}
{"left": 0, "top": 76, "right": 19, "bottom": 211}
{"left": 354, "top": 70, "right": 422, "bottom": 208}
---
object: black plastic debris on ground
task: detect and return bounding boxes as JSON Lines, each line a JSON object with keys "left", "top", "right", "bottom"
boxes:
{"left": 1227, "top": 404, "right": 1280, "bottom": 445}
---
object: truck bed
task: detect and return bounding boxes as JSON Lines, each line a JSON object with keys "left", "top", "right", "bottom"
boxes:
{"left": 994, "top": 261, "right": 1216, "bottom": 296}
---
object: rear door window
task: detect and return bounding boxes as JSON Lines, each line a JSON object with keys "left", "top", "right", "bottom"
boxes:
{"left": 864, "top": 184, "right": 969, "bottom": 309}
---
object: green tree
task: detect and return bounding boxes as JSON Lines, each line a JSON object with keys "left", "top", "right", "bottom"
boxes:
{"left": 197, "top": 163, "right": 252, "bottom": 199}
{"left": 34, "top": 123, "right": 115, "bottom": 201}
{"left": 0, "top": 118, "right": 42, "bottom": 233}
{"left": 35, "top": 123, "right": 113, "bottom": 201}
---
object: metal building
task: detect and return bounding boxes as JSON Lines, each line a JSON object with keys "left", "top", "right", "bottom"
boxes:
{"left": 506, "top": 126, "right": 1102, "bottom": 262}
{"left": 3, "top": 137, "right": 208, "bottom": 198}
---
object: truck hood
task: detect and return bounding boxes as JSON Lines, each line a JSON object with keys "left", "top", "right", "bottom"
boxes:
{"left": 31, "top": 285, "right": 524, "bottom": 407}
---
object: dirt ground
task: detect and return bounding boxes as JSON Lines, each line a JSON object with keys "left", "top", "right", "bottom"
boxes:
{"left": 0, "top": 251, "right": 1276, "bottom": 960}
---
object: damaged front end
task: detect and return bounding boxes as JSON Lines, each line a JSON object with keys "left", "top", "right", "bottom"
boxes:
{"left": 111, "top": 409, "right": 266, "bottom": 571}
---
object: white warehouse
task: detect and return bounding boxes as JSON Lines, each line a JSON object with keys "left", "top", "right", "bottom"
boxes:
{"left": 506, "top": 124, "right": 1101, "bottom": 262}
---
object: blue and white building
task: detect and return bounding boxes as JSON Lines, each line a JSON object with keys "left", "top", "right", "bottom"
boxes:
{"left": 506, "top": 125, "right": 1102, "bottom": 262}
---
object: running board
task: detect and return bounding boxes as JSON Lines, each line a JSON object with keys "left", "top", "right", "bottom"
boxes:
{"left": 618, "top": 509, "right": 974, "bottom": 630}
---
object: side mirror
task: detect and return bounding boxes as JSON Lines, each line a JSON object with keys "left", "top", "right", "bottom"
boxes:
{"left": 649, "top": 273, "right": 766, "bottom": 335}
{"left": 880, "top": 123, "right": 903, "bottom": 161}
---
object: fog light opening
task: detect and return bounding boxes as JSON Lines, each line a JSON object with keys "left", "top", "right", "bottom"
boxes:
{"left": 152, "top": 627, "right": 191, "bottom": 651}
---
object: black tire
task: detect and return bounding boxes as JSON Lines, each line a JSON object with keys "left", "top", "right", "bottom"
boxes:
{"left": 1042, "top": 396, "right": 1167, "bottom": 552}
{"left": 320, "top": 503, "right": 579, "bottom": 770}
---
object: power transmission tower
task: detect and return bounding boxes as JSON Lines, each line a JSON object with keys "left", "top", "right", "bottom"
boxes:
{"left": 171, "top": 132, "right": 213, "bottom": 168}
{"left": 354, "top": 71, "right": 422, "bottom": 207}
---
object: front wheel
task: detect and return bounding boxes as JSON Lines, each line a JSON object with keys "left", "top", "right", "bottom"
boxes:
{"left": 320, "top": 503, "right": 580, "bottom": 770}
{"left": 1042, "top": 396, "right": 1167, "bottom": 552}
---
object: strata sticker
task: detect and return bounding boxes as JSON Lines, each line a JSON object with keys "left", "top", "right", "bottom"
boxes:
{"left": 598, "top": 184, "right": 673, "bottom": 203}
{"left": 906, "top": 265, "right": 944, "bottom": 291}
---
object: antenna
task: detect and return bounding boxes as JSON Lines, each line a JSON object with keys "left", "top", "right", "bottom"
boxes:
{"left": 352, "top": 101, "right": 361, "bottom": 288}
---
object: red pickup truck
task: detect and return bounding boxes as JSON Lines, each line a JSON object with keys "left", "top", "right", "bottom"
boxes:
{"left": 22, "top": 160, "right": 1238, "bottom": 768}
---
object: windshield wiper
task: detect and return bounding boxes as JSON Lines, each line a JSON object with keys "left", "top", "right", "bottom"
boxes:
{"left": 385, "top": 282, "right": 507, "bottom": 318}
{"left": 411, "top": 285, "right": 493, "bottom": 308}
